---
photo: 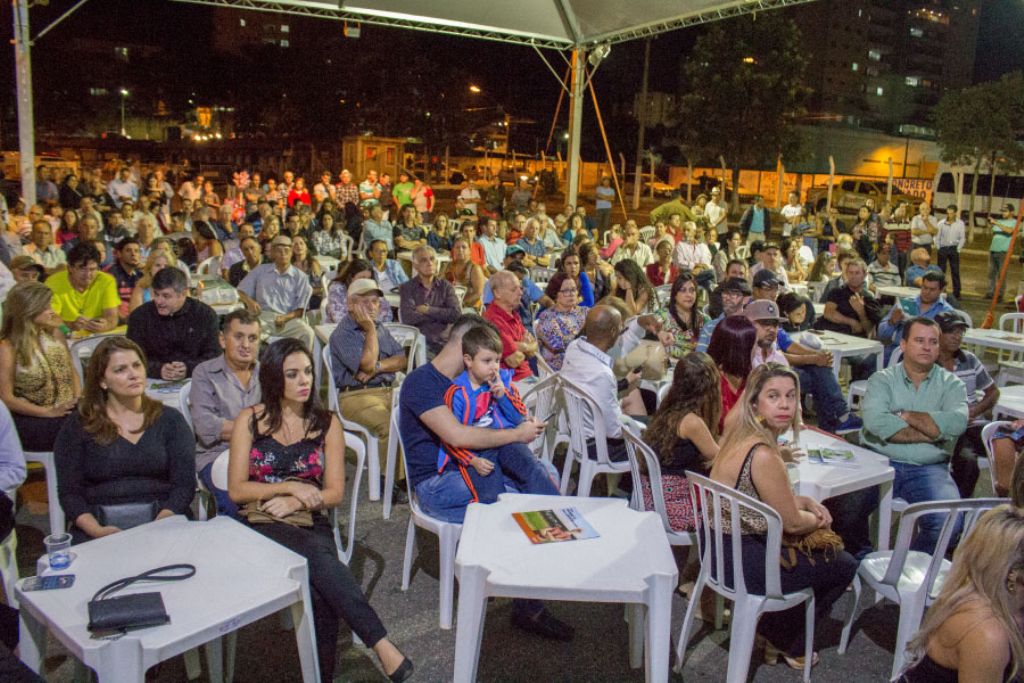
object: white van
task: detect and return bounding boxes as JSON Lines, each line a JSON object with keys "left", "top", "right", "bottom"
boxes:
{"left": 932, "top": 163, "right": 1024, "bottom": 227}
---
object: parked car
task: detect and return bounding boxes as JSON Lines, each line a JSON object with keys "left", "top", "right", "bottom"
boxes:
{"left": 806, "top": 179, "right": 917, "bottom": 213}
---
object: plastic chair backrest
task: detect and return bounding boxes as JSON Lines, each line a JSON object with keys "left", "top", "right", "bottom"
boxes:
{"left": 559, "top": 375, "right": 611, "bottom": 465}
{"left": 384, "top": 322, "right": 424, "bottom": 374}
{"left": 639, "top": 226, "right": 656, "bottom": 242}
{"left": 389, "top": 383, "right": 423, "bottom": 514}
{"left": 339, "top": 233, "right": 354, "bottom": 261}
{"left": 529, "top": 266, "right": 556, "bottom": 283}
{"left": 686, "top": 472, "right": 785, "bottom": 600}
{"left": 453, "top": 285, "right": 468, "bottom": 306}
{"left": 521, "top": 374, "right": 562, "bottom": 457}
{"left": 178, "top": 379, "right": 193, "bottom": 433}
{"left": 534, "top": 352, "right": 555, "bottom": 379}
{"left": 322, "top": 345, "right": 340, "bottom": 413}
{"left": 196, "top": 256, "right": 222, "bottom": 276}
{"left": 981, "top": 421, "right": 1014, "bottom": 495}
{"left": 655, "top": 284, "right": 672, "bottom": 307}
{"left": 69, "top": 334, "right": 119, "bottom": 386}
{"left": 622, "top": 426, "right": 673, "bottom": 532}
{"left": 883, "top": 498, "right": 1005, "bottom": 590}
{"left": 210, "top": 449, "right": 230, "bottom": 490}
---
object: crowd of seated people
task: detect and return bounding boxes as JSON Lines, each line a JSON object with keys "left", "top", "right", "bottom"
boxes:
{"left": 2, "top": 161, "right": 1022, "bottom": 680}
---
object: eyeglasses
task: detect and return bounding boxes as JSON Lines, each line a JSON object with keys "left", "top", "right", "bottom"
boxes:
{"left": 558, "top": 287, "right": 578, "bottom": 295}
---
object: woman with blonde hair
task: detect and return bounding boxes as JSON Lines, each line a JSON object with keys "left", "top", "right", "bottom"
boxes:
{"left": 445, "top": 236, "right": 485, "bottom": 310}
{"left": 901, "top": 504, "right": 1024, "bottom": 682}
{"left": 0, "top": 282, "right": 79, "bottom": 450}
{"left": 710, "top": 363, "right": 856, "bottom": 670}
{"left": 129, "top": 248, "right": 180, "bottom": 313}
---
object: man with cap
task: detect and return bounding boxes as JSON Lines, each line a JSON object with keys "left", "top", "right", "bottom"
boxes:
{"left": 935, "top": 310, "right": 999, "bottom": 498}
{"left": 696, "top": 276, "right": 752, "bottom": 352}
{"left": 746, "top": 300, "right": 791, "bottom": 367}
{"left": 237, "top": 235, "right": 315, "bottom": 348}
{"left": 8, "top": 255, "right": 43, "bottom": 284}
{"left": 330, "top": 277, "right": 409, "bottom": 503}
{"left": 749, "top": 241, "right": 791, "bottom": 289}
{"left": 748, "top": 278, "right": 863, "bottom": 433}
{"left": 398, "top": 245, "right": 461, "bottom": 355}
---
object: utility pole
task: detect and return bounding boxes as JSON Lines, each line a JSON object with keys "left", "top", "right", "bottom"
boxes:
{"left": 632, "top": 38, "right": 651, "bottom": 211}
{"left": 13, "top": 0, "right": 36, "bottom": 206}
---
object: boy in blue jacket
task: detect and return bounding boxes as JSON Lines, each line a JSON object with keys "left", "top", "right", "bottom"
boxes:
{"left": 438, "top": 325, "right": 528, "bottom": 490}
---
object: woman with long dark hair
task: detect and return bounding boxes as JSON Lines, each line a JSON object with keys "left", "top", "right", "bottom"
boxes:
{"left": 612, "top": 259, "right": 658, "bottom": 316}
{"left": 655, "top": 271, "right": 709, "bottom": 360}
{"left": 577, "top": 241, "right": 613, "bottom": 302}
{"left": 558, "top": 247, "right": 595, "bottom": 307}
{"left": 54, "top": 337, "right": 195, "bottom": 543}
{"left": 705, "top": 315, "right": 756, "bottom": 432}
{"left": 228, "top": 339, "right": 412, "bottom": 683}
{"left": 642, "top": 352, "right": 720, "bottom": 531}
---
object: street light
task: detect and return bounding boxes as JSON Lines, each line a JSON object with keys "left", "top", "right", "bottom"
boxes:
{"left": 119, "top": 88, "right": 129, "bottom": 137}
{"left": 468, "top": 84, "right": 481, "bottom": 93}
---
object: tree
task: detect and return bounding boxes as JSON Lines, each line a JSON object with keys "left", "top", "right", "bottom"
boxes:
{"left": 674, "top": 13, "right": 811, "bottom": 213}
{"left": 934, "top": 72, "right": 1024, "bottom": 241}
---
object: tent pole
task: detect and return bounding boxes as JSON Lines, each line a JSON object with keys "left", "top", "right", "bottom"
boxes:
{"left": 565, "top": 47, "right": 585, "bottom": 210}
{"left": 13, "top": 0, "right": 36, "bottom": 207}
{"left": 544, "top": 63, "right": 571, "bottom": 153}
{"left": 587, "top": 77, "right": 628, "bottom": 222}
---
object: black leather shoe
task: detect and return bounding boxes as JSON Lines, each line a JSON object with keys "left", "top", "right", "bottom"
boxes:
{"left": 387, "top": 657, "right": 414, "bottom": 682}
{"left": 385, "top": 478, "right": 409, "bottom": 505}
{"left": 511, "top": 608, "right": 575, "bottom": 641}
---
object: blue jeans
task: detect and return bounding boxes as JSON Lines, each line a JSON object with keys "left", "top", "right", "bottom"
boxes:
{"left": 892, "top": 461, "right": 963, "bottom": 554}
{"left": 793, "top": 365, "right": 847, "bottom": 433}
{"left": 199, "top": 462, "right": 239, "bottom": 519}
{"left": 415, "top": 443, "right": 559, "bottom": 524}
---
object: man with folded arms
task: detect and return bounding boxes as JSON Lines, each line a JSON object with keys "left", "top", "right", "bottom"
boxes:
{"left": 126, "top": 266, "right": 220, "bottom": 380}
{"left": 237, "top": 235, "right": 315, "bottom": 348}
{"left": 861, "top": 317, "right": 968, "bottom": 554}
{"left": 398, "top": 245, "right": 461, "bottom": 355}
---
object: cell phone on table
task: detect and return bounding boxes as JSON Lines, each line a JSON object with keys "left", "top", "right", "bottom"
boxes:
{"left": 22, "top": 575, "right": 75, "bottom": 591}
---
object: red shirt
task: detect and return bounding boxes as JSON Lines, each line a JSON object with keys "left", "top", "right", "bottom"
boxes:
{"left": 719, "top": 374, "right": 745, "bottom": 433}
{"left": 646, "top": 262, "right": 678, "bottom": 287}
{"left": 484, "top": 302, "right": 533, "bottom": 382}
{"left": 469, "top": 242, "right": 486, "bottom": 268}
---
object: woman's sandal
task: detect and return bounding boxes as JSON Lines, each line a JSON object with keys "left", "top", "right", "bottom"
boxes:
{"left": 763, "top": 639, "right": 819, "bottom": 670}
{"left": 387, "top": 657, "right": 414, "bottom": 682}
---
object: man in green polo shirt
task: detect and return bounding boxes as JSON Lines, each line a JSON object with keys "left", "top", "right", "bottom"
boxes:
{"left": 986, "top": 203, "right": 1016, "bottom": 301}
{"left": 861, "top": 316, "right": 968, "bottom": 554}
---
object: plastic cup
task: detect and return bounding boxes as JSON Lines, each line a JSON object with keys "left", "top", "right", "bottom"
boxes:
{"left": 44, "top": 532, "right": 72, "bottom": 570}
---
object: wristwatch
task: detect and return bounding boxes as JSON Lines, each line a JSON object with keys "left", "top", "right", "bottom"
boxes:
{"left": 895, "top": 410, "right": 905, "bottom": 419}
{"left": 374, "top": 360, "right": 382, "bottom": 372}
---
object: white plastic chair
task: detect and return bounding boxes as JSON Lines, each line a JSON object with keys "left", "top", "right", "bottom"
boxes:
{"left": 392, "top": 386, "right": 463, "bottom": 629}
{"left": 558, "top": 376, "right": 632, "bottom": 496}
{"left": 655, "top": 284, "right": 672, "bottom": 308}
{"left": 639, "top": 226, "right": 656, "bottom": 242}
{"left": 847, "top": 348, "right": 902, "bottom": 410}
{"left": 839, "top": 498, "right": 1004, "bottom": 680}
{"left": 323, "top": 345, "right": 384, "bottom": 503}
{"left": 528, "top": 266, "right": 556, "bottom": 283}
{"left": 178, "top": 379, "right": 193, "bottom": 432}
{"left": 676, "top": 473, "right": 816, "bottom": 683}
{"left": 520, "top": 373, "right": 566, "bottom": 470}
{"left": 996, "top": 312, "right": 1024, "bottom": 387}
{"left": 453, "top": 284, "right": 468, "bottom": 307}
{"left": 0, "top": 526, "right": 19, "bottom": 609}
{"left": 982, "top": 421, "right": 1014, "bottom": 496}
{"left": 69, "top": 333, "right": 121, "bottom": 387}
{"left": 384, "top": 322, "right": 426, "bottom": 374}
{"left": 196, "top": 255, "right": 222, "bottom": 276}
{"left": 24, "top": 451, "right": 64, "bottom": 537}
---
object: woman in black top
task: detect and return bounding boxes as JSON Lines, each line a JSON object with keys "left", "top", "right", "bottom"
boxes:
{"left": 54, "top": 337, "right": 195, "bottom": 544}
{"left": 901, "top": 505, "right": 1024, "bottom": 683}
{"left": 228, "top": 339, "right": 412, "bottom": 683}
{"left": 642, "top": 352, "right": 721, "bottom": 532}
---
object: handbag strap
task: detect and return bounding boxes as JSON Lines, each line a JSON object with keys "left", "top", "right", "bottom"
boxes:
{"left": 92, "top": 564, "right": 197, "bottom": 602}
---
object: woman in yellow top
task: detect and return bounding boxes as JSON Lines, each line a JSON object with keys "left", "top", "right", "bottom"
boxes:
{"left": 0, "top": 282, "right": 80, "bottom": 450}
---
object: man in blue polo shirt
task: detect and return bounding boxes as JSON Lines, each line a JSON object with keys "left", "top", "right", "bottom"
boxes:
{"left": 877, "top": 270, "right": 953, "bottom": 364}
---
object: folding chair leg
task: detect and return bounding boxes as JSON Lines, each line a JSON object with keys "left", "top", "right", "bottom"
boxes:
{"left": 673, "top": 570, "right": 707, "bottom": 673}
{"left": 891, "top": 593, "right": 928, "bottom": 681}
{"left": 401, "top": 518, "right": 416, "bottom": 591}
{"left": 802, "top": 595, "right": 816, "bottom": 683}
{"left": 724, "top": 601, "right": 760, "bottom": 683}
{"left": 838, "top": 575, "right": 862, "bottom": 654}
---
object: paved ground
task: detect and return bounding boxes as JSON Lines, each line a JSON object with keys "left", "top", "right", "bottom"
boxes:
{"left": 9, "top": 247, "right": 1019, "bottom": 683}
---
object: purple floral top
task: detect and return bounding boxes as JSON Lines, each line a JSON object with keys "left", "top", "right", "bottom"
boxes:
{"left": 535, "top": 305, "right": 587, "bottom": 371}
{"left": 248, "top": 434, "right": 324, "bottom": 486}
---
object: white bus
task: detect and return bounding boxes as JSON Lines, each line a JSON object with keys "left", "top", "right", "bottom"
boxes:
{"left": 932, "top": 163, "right": 1024, "bottom": 226}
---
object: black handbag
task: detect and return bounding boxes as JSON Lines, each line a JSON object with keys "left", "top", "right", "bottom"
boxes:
{"left": 87, "top": 564, "right": 196, "bottom": 635}
{"left": 94, "top": 502, "right": 159, "bottom": 530}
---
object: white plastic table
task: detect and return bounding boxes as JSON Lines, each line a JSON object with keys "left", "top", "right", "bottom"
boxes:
{"left": 806, "top": 330, "right": 884, "bottom": 378}
{"left": 994, "top": 384, "right": 1024, "bottom": 419}
{"left": 788, "top": 427, "right": 895, "bottom": 551}
{"left": 963, "top": 328, "right": 1024, "bottom": 357}
{"left": 875, "top": 285, "right": 921, "bottom": 299}
{"left": 145, "top": 379, "right": 185, "bottom": 408}
{"left": 315, "top": 255, "right": 341, "bottom": 272}
{"left": 17, "top": 516, "right": 319, "bottom": 683}
{"left": 453, "top": 494, "right": 677, "bottom": 683}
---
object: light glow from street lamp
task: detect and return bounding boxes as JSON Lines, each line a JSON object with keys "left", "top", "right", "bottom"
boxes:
{"left": 468, "top": 85, "right": 481, "bottom": 93}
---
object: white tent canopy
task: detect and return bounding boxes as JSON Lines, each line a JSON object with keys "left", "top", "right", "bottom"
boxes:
{"left": 12, "top": 0, "right": 816, "bottom": 206}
